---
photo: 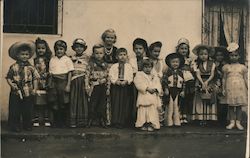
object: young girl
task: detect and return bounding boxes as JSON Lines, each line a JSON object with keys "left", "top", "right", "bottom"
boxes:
{"left": 33, "top": 37, "right": 52, "bottom": 127}
{"left": 109, "top": 48, "right": 134, "bottom": 128}
{"left": 176, "top": 38, "right": 195, "bottom": 124}
{"left": 7, "top": 41, "right": 39, "bottom": 132}
{"left": 69, "top": 38, "right": 89, "bottom": 128}
{"left": 48, "top": 40, "right": 74, "bottom": 128}
{"left": 148, "top": 41, "right": 166, "bottom": 125}
{"left": 134, "top": 58, "right": 162, "bottom": 132}
{"left": 101, "top": 29, "right": 118, "bottom": 64}
{"left": 222, "top": 43, "right": 247, "bottom": 130}
{"left": 162, "top": 53, "right": 185, "bottom": 127}
{"left": 86, "top": 44, "right": 109, "bottom": 128}
{"left": 130, "top": 38, "right": 149, "bottom": 125}
{"left": 212, "top": 46, "right": 228, "bottom": 125}
{"left": 148, "top": 41, "right": 166, "bottom": 78}
{"left": 101, "top": 29, "right": 118, "bottom": 125}
{"left": 192, "top": 44, "right": 217, "bottom": 125}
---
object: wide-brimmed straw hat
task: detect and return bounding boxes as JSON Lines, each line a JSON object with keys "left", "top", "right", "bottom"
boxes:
{"left": 8, "top": 41, "right": 35, "bottom": 60}
{"left": 227, "top": 42, "right": 239, "bottom": 52}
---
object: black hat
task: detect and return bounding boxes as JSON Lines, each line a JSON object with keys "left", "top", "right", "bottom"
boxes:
{"left": 165, "top": 53, "right": 185, "bottom": 68}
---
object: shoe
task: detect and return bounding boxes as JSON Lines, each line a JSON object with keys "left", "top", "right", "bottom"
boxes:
{"left": 235, "top": 121, "right": 244, "bottom": 130}
{"left": 147, "top": 126, "right": 154, "bottom": 132}
{"left": 45, "top": 122, "right": 51, "bottom": 127}
{"left": 226, "top": 120, "right": 235, "bottom": 130}
{"left": 33, "top": 122, "right": 39, "bottom": 127}
{"left": 140, "top": 126, "right": 147, "bottom": 131}
{"left": 183, "top": 119, "right": 188, "bottom": 124}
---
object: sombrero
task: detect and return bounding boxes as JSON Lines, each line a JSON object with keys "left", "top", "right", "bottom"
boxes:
{"left": 8, "top": 41, "right": 35, "bottom": 60}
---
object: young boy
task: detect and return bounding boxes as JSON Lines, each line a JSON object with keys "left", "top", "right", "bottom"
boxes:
{"left": 162, "top": 53, "right": 185, "bottom": 127}
{"left": 48, "top": 40, "right": 74, "bottom": 127}
{"left": 86, "top": 44, "right": 109, "bottom": 128}
{"left": 6, "top": 41, "right": 39, "bottom": 132}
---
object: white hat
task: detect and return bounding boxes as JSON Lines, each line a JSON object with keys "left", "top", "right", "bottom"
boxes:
{"left": 227, "top": 42, "right": 239, "bottom": 52}
{"left": 177, "top": 38, "right": 189, "bottom": 46}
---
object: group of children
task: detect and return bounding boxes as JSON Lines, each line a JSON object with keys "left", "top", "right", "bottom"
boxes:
{"left": 6, "top": 29, "right": 248, "bottom": 132}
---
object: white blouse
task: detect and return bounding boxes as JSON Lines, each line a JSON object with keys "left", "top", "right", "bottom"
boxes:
{"left": 109, "top": 63, "right": 134, "bottom": 84}
{"left": 49, "top": 55, "right": 74, "bottom": 75}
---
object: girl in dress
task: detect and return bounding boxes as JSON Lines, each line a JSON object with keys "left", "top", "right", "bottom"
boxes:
{"left": 69, "top": 38, "right": 89, "bottom": 128}
{"left": 162, "top": 53, "right": 185, "bottom": 127}
{"left": 86, "top": 44, "right": 109, "bottom": 128}
{"left": 33, "top": 37, "right": 52, "bottom": 127}
{"left": 101, "top": 29, "right": 118, "bottom": 125}
{"left": 109, "top": 48, "right": 134, "bottom": 128}
{"left": 212, "top": 46, "right": 228, "bottom": 125}
{"left": 134, "top": 58, "right": 162, "bottom": 131}
{"left": 222, "top": 43, "right": 248, "bottom": 130}
{"left": 192, "top": 44, "right": 217, "bottom": 125}
{"left": 176, "top": 38, "right": 195, "bottom": 124}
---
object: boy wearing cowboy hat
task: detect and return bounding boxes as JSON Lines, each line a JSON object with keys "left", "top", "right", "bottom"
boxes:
{"left": 6, "top": 41, "right": 40, "bottom": 132}
{"left": 162, "top": 53, "right": 185, "bottom": 127}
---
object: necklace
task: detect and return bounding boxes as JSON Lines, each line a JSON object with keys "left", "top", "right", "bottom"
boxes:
{"left": 105, "top": 46, "right": 113, "bottom": 55}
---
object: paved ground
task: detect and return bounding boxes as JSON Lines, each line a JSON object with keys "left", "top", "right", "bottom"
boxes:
{"left": 1, "top": 123, "right": 247, "bottom": 158}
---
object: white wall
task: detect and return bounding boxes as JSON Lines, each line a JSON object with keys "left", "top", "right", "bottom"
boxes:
{"left": 1, "top": 0, "right": 202, "bottom": 120}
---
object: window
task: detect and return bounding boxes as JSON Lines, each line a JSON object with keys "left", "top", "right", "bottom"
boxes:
{"left": 202, "top": 0, "right": 249, "bottom": 64}
{"left": 4, "top": 0, "right": 59, "bottom": 34}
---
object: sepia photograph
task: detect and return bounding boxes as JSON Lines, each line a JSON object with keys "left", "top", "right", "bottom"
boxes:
{"left": 0, "top": 0, "right": 249, "bottom": 157}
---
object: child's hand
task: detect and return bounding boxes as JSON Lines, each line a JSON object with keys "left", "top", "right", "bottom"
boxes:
{"left": 115, "top": 80, "right": 121, "bottom": 85}
{"left": 36, "top": 90, "right": 41, "bottom": 96}
{"left": 64, "top": 85, "right": 70, "bottom": 93}
{"left": 164, "top": 88, "right": 169, "bottom": 96}
{"left": 121, "top": 80, "right": 128, "bottom": 86}
{"left": 146, "top": 88, "right": 155, "bottom": 94}
{"left": 180, "top": 91, "right": 185, "bottom": 97}
{"left": 11, "top": 83, "right": 18, "bottom": 91}
{"left": 99, "top": 78, "right": 107, "bottom": 84}
{"left": 222, "top": 89, "right": 226, "bottom": 96}
{"left": 204, "top": 81, "right": 208, "bottom": 88}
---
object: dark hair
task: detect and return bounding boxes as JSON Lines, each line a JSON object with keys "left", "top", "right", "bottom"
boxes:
{"left": 132, "top": 38, "right": 149, "bottom": 55}
{"left": 176, "top": 43, "right": 190, "bottom": 57}
{"left": 17, "top": 44, "right": 32, "bottom": 54}
{"left": 116, "top": 47, "right": 127, "bottom": 56}
{"left": 92, "top": 44, "right": 104, "bottom": 53}
{"left": 54, "top": 40, "right": 67, "bottom": 51}
{"left": 142, "top": 58, "right": 153, "bottom": 68}
{"left": 195, "top": 47, "right": 210, "bottom": 66}
{"left": 35, "top": 37, "right": 52, "bottom": 59}
{"left": 148, "top": 41, "right": 162, "bottom": 57}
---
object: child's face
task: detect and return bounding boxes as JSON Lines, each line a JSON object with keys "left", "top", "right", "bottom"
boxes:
{"left": 94, "top": 47, "right": 105, "bottom": 61}
{"left": 17, "top": 50, "right": 30, "bottom": 62}
{"left": 178, "top": 44, "right": 189, "bottom": 57}
{"left": 74, "top": 44, "right": 85, "bottom": 56}
{"left": 117, "top": 51, "right": 127, "bottom": 63}
{"left": 55, "top": 46, "right": 66, "bottom": 58}
{"left": 143, "top": 65, "right": 153, "bottom": 75}
{"left": 38, "top": 57, "right": 46, "bottom": 65}
{"left": 150, "top": 47, "right": 161, "bottom": 59}
{"left": 104, "top": 33, "right": 116, "bottom": 45}
{"left": 229, "top": 51, "right": 240, "bottom": 63}
{"left": 170, "top": 58, "right": 180, "bottom": 69}
{"left": 37, "top": 43, "right": 46, "bottom": 56}
{"left": 198, "top": 49, "right": 209, "bottom": 62}
{"left": 215, "top": 51, "right": 224, "bottom": 62}
{"left": 134, "top": 44, "right": 145, "bottom": 58}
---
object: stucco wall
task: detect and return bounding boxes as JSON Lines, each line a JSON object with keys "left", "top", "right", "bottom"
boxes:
{"left": 1, "top": 0, "right": 202, "bottom": 120}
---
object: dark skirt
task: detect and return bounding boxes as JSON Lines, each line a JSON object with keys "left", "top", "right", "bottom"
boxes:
{"left": 69, "top": 76, "right": 88, "bottom": 127}
{"left": 111, "top": 84, "right": 133, "bottom": 126}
